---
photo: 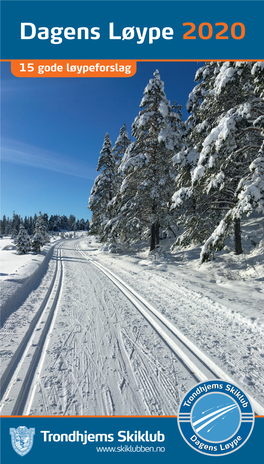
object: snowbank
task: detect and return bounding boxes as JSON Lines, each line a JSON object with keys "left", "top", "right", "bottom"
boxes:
{"left": 0, "top": 236, "right": 59, "bottom": 282}
{"left": 0, "top": 232, "right": 86, "bottom": 282}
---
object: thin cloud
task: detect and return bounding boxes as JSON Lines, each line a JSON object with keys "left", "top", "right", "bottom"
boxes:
{"left": 1, "top": 138, "right": 95, "bottom": 180}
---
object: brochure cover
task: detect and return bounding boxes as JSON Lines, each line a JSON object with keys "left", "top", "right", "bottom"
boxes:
{"left": 0, "top": 0, "right": 263, "bottom": 462}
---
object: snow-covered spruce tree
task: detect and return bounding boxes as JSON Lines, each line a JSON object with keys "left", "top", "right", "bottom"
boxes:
{"left": 168, "top": 100, "right": 185, "bottom": 151}
{"left": 16, "top": 223, "right": 31, "bottom": 254}
{"left": 172, "top": 62, "right": 231, "bottom": 248}
{"left": 88, "top": 133, "right": 117, "bottom": 240}
{"left": 112, "top": 123, "right": 131, "bottom": 167}
{"left": 201, "top": 141, "right": 264, "bottom": 260}
{"left": 199, "top": 64, "right": 264, "bottom": 261}
{"left": 172, "top": 61, "right": 264, "bottom": 261}
{"left": 103, "top": 124, "right": 132, "bottom": 242}
{"left": 85, "top": 219, "right": 90, "bottom": 231}
{"left": 12, "top": 212, "right": 20, "bottom": 239}
{"left": 102, "top": 127, "right": 131, "bottom": 242}
{"left": 31, "top": 211, "right": 50, "bottom": 253}
{"left": 236, "top": 141, "right": 264, "bottom": 216}
{"left": 196, "top": 62, "right": 264, "bottom": 260}
{"left": 252, "top": 61, "right": 264, "bottom": 99}
{"left": 112, "top": 70, "right": 179, "bottom": 250}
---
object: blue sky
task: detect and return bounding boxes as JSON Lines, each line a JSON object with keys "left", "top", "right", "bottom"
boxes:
{"left": 1, "top": 61, "right": 202, "bottom": 221}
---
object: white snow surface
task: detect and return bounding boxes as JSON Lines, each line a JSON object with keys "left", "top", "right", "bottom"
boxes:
{"left": 0, "top": 236, "right": 60, "bottom": 282}
{"left": 213, "top": 62, "right": 236, "bottom": 95}
{"left": 0, "top": 223, "right": 263, "bottom": 416}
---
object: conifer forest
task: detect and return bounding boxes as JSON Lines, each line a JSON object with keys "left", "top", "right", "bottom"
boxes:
{"left": 88, "top": 62, "right": 264, "bottom": 263}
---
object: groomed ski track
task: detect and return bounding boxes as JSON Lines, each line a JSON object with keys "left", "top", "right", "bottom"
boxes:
{"left": 0, "top": 244, "right": 64, "bottom": 415}
{"left": 0, "top": 238, "right": 263, "bottom": 416}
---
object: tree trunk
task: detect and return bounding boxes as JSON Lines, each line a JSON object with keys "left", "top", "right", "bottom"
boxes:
{"left": 150, "top": 221, "right": 160, "bottom": 250}
{"left": 150, "top": 223, "right": 156, "bottom": 251}
{"left": 155, "top": 222, "right": 159, "bottom": 245}
{"left": 234, "top": 218, "right": 242, "bottom": 255}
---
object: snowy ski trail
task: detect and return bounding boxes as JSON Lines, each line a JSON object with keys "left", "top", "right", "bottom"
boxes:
{"left": 0, "top": 240, "right": 192, "bottom": 415}
{"left": 81, "top": 239, "right": 264, "bottom": 410}
{"left": 29, "top": 240, "right": 195, "bottom": 415}
{"left": 76, "top": 245, "right": 264, "bottom": 415}
{"left": 0, "top": 238, "right": 263, "bottom": 415}
{"left": 0, "top": 244, "right": 64, "bottom": 414}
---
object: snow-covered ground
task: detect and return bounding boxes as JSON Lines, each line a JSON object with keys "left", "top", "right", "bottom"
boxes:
{"left": 0, "top": 237, "right": 41, "bottom": 281}
{"left": 77, "top": 223, "right": 264, "bottom": 409}
{"left": 0, "top": 236, "right": 61, "bottom": 282}
{"left": 0, "top": 232, "right": 86, "bottom": 286}
{"left": 0, "top": 221, "right": 263, "bottom": 416}
{"left": 92, "top": 214, "right": 264, "bottom": 324}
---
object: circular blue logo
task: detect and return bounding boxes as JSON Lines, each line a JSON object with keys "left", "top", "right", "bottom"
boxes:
{"left": 178, "top": 380, "right": 254, "bottom": 456}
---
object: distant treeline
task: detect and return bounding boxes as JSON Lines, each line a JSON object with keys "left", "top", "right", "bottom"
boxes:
{"left": 0, "top": 212, "right": 90, "bottom": 236}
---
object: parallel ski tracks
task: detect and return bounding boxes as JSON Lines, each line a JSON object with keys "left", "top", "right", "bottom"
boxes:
{"left": 0, "top": 243, "right": 64, "bottom": 415}
{"left": 1, "top": 240, "right": 263, "bottom": 416}
{"left": 76, "top": 245, "right": 264, "bottom": 416}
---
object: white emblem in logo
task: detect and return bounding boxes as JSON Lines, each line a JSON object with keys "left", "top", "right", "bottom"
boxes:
{"left": 10, "top": 426, "right": 35, "bottom": 456}
{"left": 178, "top": 380, "right": 254, "bottom": 456}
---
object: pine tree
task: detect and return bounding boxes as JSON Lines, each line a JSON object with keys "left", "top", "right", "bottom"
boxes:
{"left": 79, "top": 218, "right": 86, "bottom": 230}
{"left": 114, "top": 70, "right": 178, "bottom": 250}
{"left": 252, "top": 62, "right": 264, "bottom": 99}
{"left": 60, "top": 215, "right": 69, "bottom": 230}
{"left": 5, "top": 217, "right": 12, "bottom": 235}
{"left": 113, "top": 123, "right": 131, "bottom": 166}
{"left": 49, "top": 214, "right": 60, "bottom": 232}
{"left": 172, "top": 61, "right": 264, "bottom": 260}
{"left": 33, "top": 213, "right": 37, "bottom": 227}
{"left": 88, "top": 133, "right": 116, "bottom": 240}
{"left": 31, "top": 211, "right": 50, "bottom": 253}
{"left": 42, "top": 213, "right": 49, "bottom": 228}
{"left": 168, "top": 100, "right": 185, "bottom": 151}
{"left": 68, "top": 215, "right": 76, "bottom": 230}
{"left": 1, "top": 215, "right": 7, "bottom": 235}
{"left": 103, "top": 124, "right": 132, "bottom": 242}
{"left": 16, "top": 223, "right": 31, "bottom": 254}
{"left": 23, "top": 216, "right": 29, "bottom": 233}
{"left": 236, "top": 141, "right": 264, "bottom": 216}
{"left": 12, "top": 212, "right": 20, "bottom": 240}
{"left": 28, "top": 216, "right": 33, "bottom": 235}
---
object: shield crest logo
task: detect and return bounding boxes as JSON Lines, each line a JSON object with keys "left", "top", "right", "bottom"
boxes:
{"left": 10, "top": 426, "right": 35, "bottom": 456}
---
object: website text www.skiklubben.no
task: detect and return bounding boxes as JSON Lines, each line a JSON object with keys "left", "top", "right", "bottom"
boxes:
{"left": 96, "top": 445, "right": 165, "bottom": 453}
